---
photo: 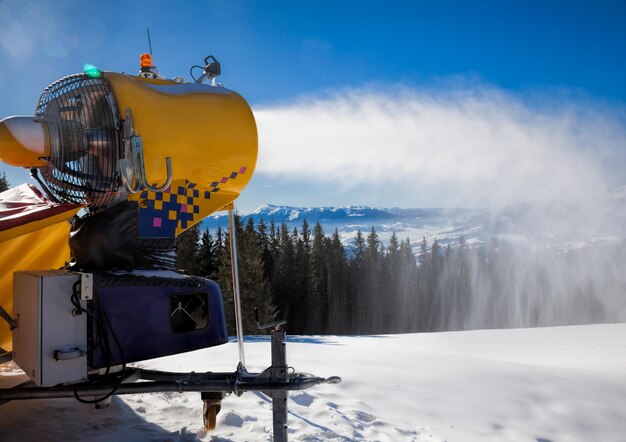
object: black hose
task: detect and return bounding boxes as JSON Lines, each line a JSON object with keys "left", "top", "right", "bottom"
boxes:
{"left": 70, "top": 281, "right": 126, "bottom": 404}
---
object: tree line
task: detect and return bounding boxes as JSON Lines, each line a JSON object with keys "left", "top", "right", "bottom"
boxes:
{"left": 177, "top": 215, "right": 625, "bottom": 335}
{"left": 3, "top": 172, "right": 621, "bottom": 334}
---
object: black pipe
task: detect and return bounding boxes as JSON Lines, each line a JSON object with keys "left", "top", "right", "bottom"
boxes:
{"left": 0, "top": 306, "right": 16, "bottom": 330}
{"left": 137, "top": 369, "right": 237, "bottom": 382}
{"left": 0, "top": 378, "right": 330, "bottom": 401}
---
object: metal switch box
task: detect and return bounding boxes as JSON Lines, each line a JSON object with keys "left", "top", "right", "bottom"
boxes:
{"left": 12, "top": 270, "right": 87, "bottom": 386}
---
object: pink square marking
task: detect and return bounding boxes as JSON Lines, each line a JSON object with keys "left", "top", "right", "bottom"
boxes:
{"left": 153, "top": 217, "right": 162, "bottom": 228}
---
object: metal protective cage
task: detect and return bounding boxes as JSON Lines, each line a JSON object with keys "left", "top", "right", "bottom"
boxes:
{"left": 36, "top": 74, "right": 121, "bottom": 208}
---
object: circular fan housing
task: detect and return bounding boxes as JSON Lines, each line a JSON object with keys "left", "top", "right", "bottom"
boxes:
{"left": 36, "top": 74, "right": 122, "bottom": 208}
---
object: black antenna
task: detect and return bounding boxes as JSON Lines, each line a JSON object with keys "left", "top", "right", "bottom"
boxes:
{"left": 147, "top": 28, "right": 153, "bottom": 54}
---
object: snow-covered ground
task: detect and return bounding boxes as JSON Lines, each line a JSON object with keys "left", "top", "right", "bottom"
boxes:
{"left": 1, "top": 323, "right": 625, "bottom": 441}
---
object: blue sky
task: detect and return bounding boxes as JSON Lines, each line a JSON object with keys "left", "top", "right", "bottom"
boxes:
{"left": 1, "top": 0, "right": 625, "bottom": 212}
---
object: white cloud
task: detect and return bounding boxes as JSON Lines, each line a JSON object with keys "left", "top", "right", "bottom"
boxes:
{"left": 254, "top": 85, "right": 626, "bottom": 208}
{"left": 0, "top": 0, "right": 76, "bottom": 61}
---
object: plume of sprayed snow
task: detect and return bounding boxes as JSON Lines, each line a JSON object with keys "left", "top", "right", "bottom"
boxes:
{"left": 434, "top": 243, "right": 626, "bottom": 331}
{"left": 255, "top": 85, "right": 626, "bottom": 208}
{"left": 256, "top": 85, "right": 626, "bottom": 329}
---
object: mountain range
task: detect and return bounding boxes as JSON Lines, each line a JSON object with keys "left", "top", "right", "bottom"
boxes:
{"left": 201, "top": 193, "right": 626, "bottom": 254}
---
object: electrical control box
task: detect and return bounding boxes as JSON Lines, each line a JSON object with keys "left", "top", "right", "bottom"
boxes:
{"left": 11, "top": 270, "right": 228, "bottom": 386}
{"left": 12, "top": 271, "right": 87, "bottom": 386}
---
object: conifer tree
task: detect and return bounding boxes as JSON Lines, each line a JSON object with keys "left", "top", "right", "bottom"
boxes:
{"left": 271, "top": 222, "right": 298, "bottom": 332}
{"left": 418, "top": 237, "right": 428, "bottom": 268}
{"left": 309, "top": 222, "right": 327, "bottom": 332}
{"left": 429, "top": 238, "right": 443, "bottom": 330}
{"left": 294, "top": 221, "right": 313, "bottom": 331}
{"left": 0, "top": 171, "right": 8, "bottom": 192}
{"left": 441, "top": 234, "right": 471, "bottom": 331}
{"left": 327, "top": 228, "right": 348, "bottom": 333}
{"left": 176, "top": 224, "right": 200, "bottom": 274}
{"left": 385, "top": 232, "right": 401, "bottom": 332}
{"left": 349, "top": 230, "right": 367, "bottom": 332}
{"left": 257, "top": 219, "right": 272, "bottom": 279}
{"left": 214, "top": 226, "right": 235, "bottom": 333}
{"left": 457, "top": 234, "right": 471, "bottom": 329}
{"left": 197, "top": 229, "right": 217, "bottom": 279}
{"left": 364, "top": 228, "right": 384, "bottom": 331}
{"left": 238, "top": 217, "right": 276, "bottom": 333}
{"left": 416, "top": 236, "right": 433, "bottom": 330}
{"left": 398, "top": 238, "right": 418, "bottom": 331}
{"left": 354, "top": 230, "right": 366, "bottom": 262}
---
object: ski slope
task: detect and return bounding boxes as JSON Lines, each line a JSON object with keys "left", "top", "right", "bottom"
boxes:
{"left": 1, "top": 323, "right": 625, "bottom": 441}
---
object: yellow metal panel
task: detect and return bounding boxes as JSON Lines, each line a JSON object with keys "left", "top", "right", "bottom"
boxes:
{"left": 104, "top": 72, "right": 257, "bottom": 235}
{"left": 0, "top": 208, "right": 78, "bottom": 243}
{"left": 0, "top": 221, "right": 72, "bottom": 352}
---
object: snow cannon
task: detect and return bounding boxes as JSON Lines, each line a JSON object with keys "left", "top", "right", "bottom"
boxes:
{"left": 0, "top": 54, "right": 340, "bottom": 438}
{"left": 0, "top": 61, "right": 257, "bottom": 237}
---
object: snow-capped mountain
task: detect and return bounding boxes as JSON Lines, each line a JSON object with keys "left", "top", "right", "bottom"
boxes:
{"left": 201, "top": 198, "right": 626, "bottom": 253}
{"left": 202, "top": 204, "right": 485, "bottom": 249}
{"left": 248, "top": 204, "right": 399, "bottom": 222}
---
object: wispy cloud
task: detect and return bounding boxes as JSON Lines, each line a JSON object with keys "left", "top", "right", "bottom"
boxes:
{"left": 0, "top": 0, "right": 78, "bottom": 62}
{"left": 254, "top": 85, "right": 626, "bottom": 208}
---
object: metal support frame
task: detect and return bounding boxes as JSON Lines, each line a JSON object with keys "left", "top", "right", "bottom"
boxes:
{"left": 270, "top": 328, "right": 289, "bottom": 442}
{"left": 0, "top": 334, "right": 341, "bottom": 440}
{"left": 0, "top": 300, "right": 341, "bottom": 439}
{"left": 227, "top": 203, "right": 290, "bottom": 439}
{"left": 227, "top": 203, "right": 291, "bottom": 439}
{"left": 228, "top": 206, "right": 246, "bottom": 369}
{"left": 0, "top": 366, "right": 339, "bottom": 401}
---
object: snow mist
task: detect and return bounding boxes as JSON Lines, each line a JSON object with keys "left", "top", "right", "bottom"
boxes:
{"left": 255, "top": 84, "right": 626, "bottom": 331}
{"left": 441, "top": 242, "right": 626, "bottom": 331}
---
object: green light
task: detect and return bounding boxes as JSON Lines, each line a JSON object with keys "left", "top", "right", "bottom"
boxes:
{"left": 83, "top": 63, "right": 101, "bottom": 78}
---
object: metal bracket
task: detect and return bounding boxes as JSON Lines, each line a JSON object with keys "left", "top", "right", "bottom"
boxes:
{"left": 255, "top": 307, "right": 286, "bottom": 331}
{"left": 80, "top": 273, "right": 93, "bottom": 301}
{"left": 193, "top": 55, "right": 221, "bottom": 86}
{"left": 119, "top": 108, "right": 172, "bottom": 194}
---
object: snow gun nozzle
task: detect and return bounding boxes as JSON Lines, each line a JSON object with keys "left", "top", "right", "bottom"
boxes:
{"left": 0, "top": 116, "right": 49, "bottom": 168}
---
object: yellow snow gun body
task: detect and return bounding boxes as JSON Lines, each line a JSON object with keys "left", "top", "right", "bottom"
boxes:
{"left": 0, "top": 59, "right": 258, "bottom": 353}
{"left": 0, "top": 68, "right": 257, "bottom": 238}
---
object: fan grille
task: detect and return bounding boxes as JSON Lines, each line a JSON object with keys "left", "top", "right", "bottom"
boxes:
{"left": 36, "top": 73, "right": 121, "bottom": 208}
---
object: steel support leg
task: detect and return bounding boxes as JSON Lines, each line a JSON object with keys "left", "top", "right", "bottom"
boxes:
{"left": 94, "top": 395, "right": 112, "bottom": 409}
{"left": 228, "top": 206, "right": 246, "bottom": 369}
{"left": 271, "top": 328, "right": 288, "bottom": 442}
